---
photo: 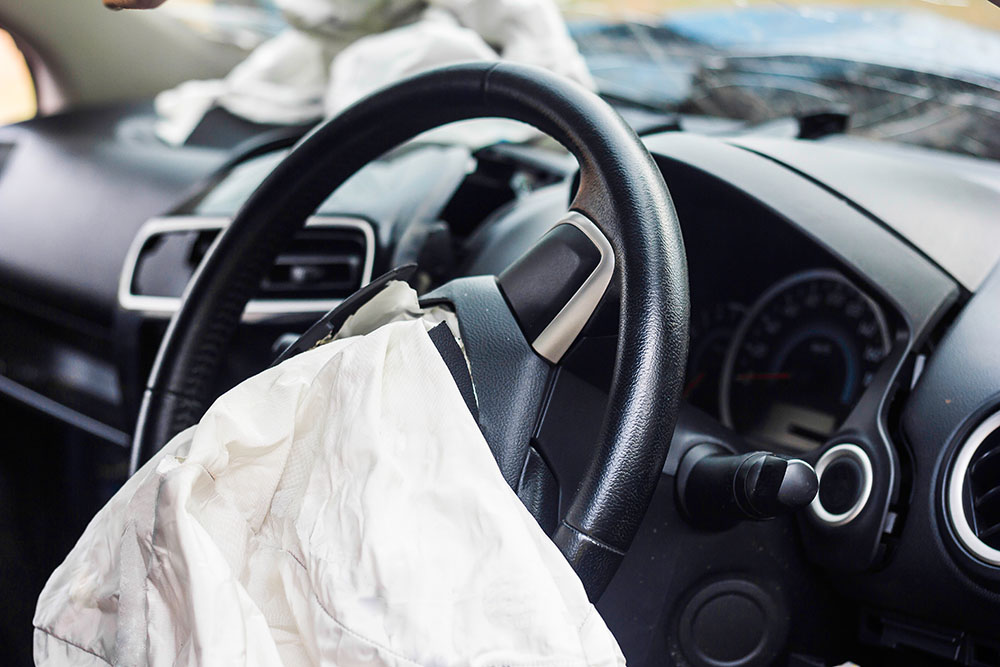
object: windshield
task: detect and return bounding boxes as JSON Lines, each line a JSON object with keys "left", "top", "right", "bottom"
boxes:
{"left": 162, "top": 0, "right": 1000, "bottom": 160}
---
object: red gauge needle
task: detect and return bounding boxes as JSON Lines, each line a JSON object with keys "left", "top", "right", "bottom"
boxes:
{"left": 684, "top": 372, "right": 706, "bottom": 397}
{"left": 736, "top": 372, "right": 792, "bottom": 382}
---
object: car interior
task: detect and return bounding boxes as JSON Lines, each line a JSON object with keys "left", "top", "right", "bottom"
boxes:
{"left": 4, "top": 0, "right": 1000, "bottom": 665}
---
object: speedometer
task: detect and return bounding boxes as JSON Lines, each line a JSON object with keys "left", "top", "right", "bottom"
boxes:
{"left": 720, "top": 269, "right": 891, "bottom": 452}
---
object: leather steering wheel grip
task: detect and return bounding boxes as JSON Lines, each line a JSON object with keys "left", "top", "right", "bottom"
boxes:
{"left": 131, "top": 62, "right": 689, "bottom": 598}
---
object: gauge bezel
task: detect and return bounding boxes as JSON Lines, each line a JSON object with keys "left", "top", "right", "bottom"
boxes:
{"left": 719, "top": 268, "right": 892, "bottom": 444}
{"left": 685, "top": 300, "right": 747, "bottom": 413}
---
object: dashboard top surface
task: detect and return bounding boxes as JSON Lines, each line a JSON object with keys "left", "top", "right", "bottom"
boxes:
{"left": 734, "top": 134, "right": 1000, "bottom": 291}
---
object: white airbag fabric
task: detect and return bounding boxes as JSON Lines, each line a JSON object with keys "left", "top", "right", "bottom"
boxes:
{"left": 33, "top": 287, "right": 624, "bottom": 666}
{"left": 155, "top": 0, "right": 594, "bottom": 146}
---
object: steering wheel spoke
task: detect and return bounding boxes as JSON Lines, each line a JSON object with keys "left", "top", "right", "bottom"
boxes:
{"left": 498, "top": 211, "right": 616, "bottom": 364}
{"left": 421, "top": 276, "right": 552, "bottom": 490}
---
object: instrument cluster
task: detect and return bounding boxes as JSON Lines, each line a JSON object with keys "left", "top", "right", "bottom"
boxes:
{"left": 686, "top": 269, "right": 892, "bottom": 453}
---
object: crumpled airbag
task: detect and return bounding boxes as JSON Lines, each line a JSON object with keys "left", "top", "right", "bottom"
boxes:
{"left": 155, "top": 0, "right": 593, "bottom": 146}
{"left": 33, "top": 286, "right": 624, "bottom": 666}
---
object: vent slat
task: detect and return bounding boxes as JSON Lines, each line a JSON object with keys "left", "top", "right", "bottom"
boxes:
{"left": 970, "top": 445, "right": 1000, "bottom": 485}
{"left": 977, "top": 523, "right": 1000, "bottom": 543}
{"left": 974, "top": 485, "right": 1000, "bottom": 511}
{"left": 258, "top": 229, "right": 367, "bottom": 299}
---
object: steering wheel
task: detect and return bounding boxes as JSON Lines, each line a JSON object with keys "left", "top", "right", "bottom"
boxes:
{"left": 130, "top": 62, "right": 689, "bottom": 600}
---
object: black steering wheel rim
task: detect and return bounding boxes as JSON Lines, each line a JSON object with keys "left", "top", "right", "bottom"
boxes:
{"left": 131, "top": 62, "right": 689, "bottom": 599}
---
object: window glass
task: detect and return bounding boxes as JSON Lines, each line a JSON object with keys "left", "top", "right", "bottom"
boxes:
{"left": 0, "top": 29, "right": 36, "bottom": 125}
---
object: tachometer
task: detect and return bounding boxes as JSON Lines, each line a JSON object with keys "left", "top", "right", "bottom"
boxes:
{"left": 685, "top": 301, "right": 746, "bottom": 416}
{"left": 720, "top": 269, "right": 891, "bottom": 452}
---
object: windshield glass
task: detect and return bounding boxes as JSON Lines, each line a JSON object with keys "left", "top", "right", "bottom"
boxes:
{"left": 571, "top": 0, "right": 1000, "bottom": 160}
{"left": 162, "top": 0, "right": 1000, "bottom": 160}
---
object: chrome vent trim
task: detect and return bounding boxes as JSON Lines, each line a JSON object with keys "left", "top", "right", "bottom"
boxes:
{"left": 118, "top": 215, "right": 375, "bottom": 321}
{"left": 948, "top": 410, "right": 1000, "bottom": 567}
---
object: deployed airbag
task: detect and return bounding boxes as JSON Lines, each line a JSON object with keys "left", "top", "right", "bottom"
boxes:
{"left": 33, "top": 284, "right": 624, "bottom": 666}
{"left": 155, "top": 0, "right": 594, "bottom": 146}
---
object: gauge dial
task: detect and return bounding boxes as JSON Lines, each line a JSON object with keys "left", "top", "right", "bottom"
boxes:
{"left": 720, "top": 270, "right": 891, "bottom": 452}
{"left": 685, "top": 301, "right": 746, "bottom": 416}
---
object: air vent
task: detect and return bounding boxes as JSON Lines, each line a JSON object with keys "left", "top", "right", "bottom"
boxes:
{"left": 259, "top": 227, "right": 367, "bottom": 298}
{"left": 119, "top": 216, "right": 374, "bottom": 318}
{"left": 948, "top": 411, "right": 1000, "bottom": 566}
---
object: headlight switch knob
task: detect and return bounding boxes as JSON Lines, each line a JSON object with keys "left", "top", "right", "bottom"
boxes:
{"left": 676, "top": 443, "right": 818, "bottom": 529}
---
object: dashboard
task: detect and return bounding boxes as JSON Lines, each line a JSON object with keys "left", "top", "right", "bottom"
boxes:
{"left": 5, "top": 103, "right": 1000, "bottom": 666}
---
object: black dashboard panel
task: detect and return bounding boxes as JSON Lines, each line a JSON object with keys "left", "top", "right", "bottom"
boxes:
{"left": 861, "top": 263, "right": 1000, "bottom": 638}
{"left": 644, "top": 133, "right": 959, "bottom": 340}
{"left": 0, "top": 104, "right": 231, "bottom": 328}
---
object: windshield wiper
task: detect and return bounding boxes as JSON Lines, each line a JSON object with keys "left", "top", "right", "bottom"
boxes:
{"left": 597, "top": 91, "right": 682, "bottom": 136}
